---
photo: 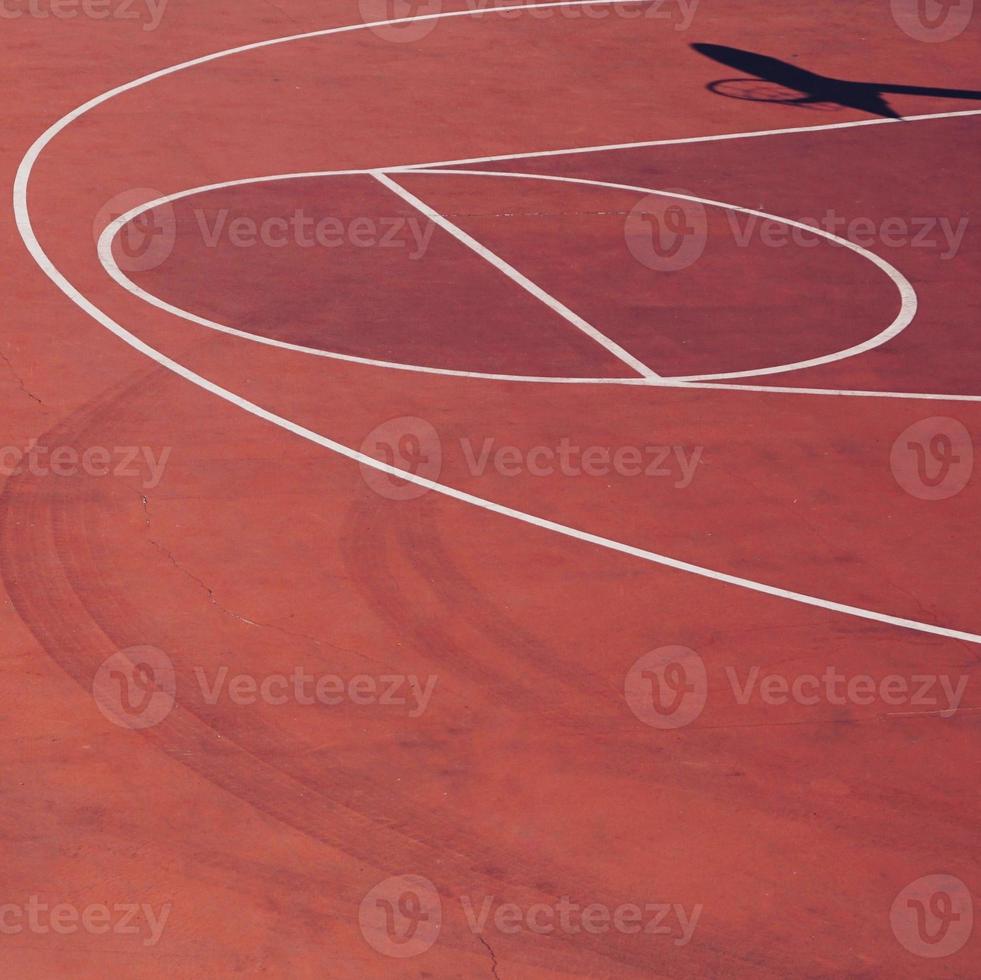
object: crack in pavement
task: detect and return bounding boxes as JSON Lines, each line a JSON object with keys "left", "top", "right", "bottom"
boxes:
{"left": 477, "top": 934, "right": 502, "bottom": 980}
{"left": 144, "top": 534, "right": 367, "bottom": 659}
{"left": 148, "top": 537, "right": 256, "bottom": 623}
{"left": 0, "top": 351, "right": 43, "bottom": 406}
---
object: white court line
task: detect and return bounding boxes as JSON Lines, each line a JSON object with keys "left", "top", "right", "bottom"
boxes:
{"left": 99, "top": 196, "right": 981, "bottom": 399}
{"left": 654, "top": 381, "right": 981, "bottom": 402}
{"left": 414, "top": 168, "right": 920, "bottom": 381}
{"left": 100, "top": 167, "right": 918, "bottom": 386}
{"left": 93, "top": 203, "right": 981, "bottom": 403}
{"left": 372, "top": 170, "right": 659, "bottom": 379}
{"left": 15, "top": 0, "right": 981, "bottom": 644}
{"left": 96, "top": 171, "right": 645, "bottom": 384}
{"left": 397, "top": 108, "right": 981, "bottom": 170}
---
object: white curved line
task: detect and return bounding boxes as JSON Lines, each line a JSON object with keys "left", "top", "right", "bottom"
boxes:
{"left": 14, "top": 1, "right": 981, "bottom": 644}
{"left": 98, "top": 166, "right": 917, "bottom": 385}
{"left": 415, "top": 169, "right": 920, "bottom": 381}
{"left": 98, "top": 199, "right": 981, "bottom": 398}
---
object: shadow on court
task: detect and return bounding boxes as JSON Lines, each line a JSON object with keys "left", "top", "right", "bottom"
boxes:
{"left": 692, "top": 43, "right": 981, "bottom": 119}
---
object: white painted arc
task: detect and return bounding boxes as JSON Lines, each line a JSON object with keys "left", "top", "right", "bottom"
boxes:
{"left": 98, "top": 200, "right": 981, "bottom": 400}
{"left": 14, "top": 0, "right": 981, "bottom": 643}
{"left": 413, "top": 168, "right": 920, "bottom": 381}
{"left": 371, "top": 171, "right": 659, "bottom": 378}
{"left": 22, "top": 261, "right": 981, "bottom": 645}
{"left": 98, "top": 167, "right": 916, "bottom": 385}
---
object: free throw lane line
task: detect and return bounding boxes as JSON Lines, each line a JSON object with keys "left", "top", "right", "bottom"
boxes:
{"left": 372, "top": 170, "right": 659, "bottom": 379}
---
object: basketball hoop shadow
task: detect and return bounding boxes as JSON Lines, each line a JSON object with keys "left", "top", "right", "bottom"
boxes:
{"left": 694, "top": 43, "right": 981, "bottom": 120}
{"left": 707, "top": 78, "right": 842, "bottom": 112}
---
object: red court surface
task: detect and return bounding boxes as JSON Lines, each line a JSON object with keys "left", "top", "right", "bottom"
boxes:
{"left": 2, "top": 1, "right": 980, "bottom": 976}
